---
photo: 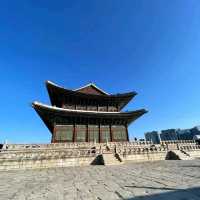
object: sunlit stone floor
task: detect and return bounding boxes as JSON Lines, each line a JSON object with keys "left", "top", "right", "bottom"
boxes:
{"left": 1, "top": 160, "right": 200, "bottom": 200}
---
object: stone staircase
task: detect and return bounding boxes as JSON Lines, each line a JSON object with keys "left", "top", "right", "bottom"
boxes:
{"left": 173, "top": 150, "right": 194, "bottom": 160}
{"left": 102, "top": 153, "right": 123, "bottom": 165}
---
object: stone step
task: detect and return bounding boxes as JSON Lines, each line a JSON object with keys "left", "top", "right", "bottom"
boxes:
{"left": 173, "top": 150, "right": 194, "bottom": 160}
{"left": 102, "top": 153, "right": 123, "bottom": 165}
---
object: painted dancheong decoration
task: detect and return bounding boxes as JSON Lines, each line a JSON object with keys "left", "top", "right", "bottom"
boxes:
{"left": 32, "top": 81, "right": 147, "bottom": 143}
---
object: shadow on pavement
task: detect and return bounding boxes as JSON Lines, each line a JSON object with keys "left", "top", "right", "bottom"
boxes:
{"left": 125, "top": 186, "right": 200, "bottom": 200}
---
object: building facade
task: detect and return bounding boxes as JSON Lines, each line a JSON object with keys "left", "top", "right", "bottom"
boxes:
{"left": 177, "top": 126, "right": 200, "bottom": 140}
{"left": 32, "top": 81, "right": 147, "bottom": 143}
{"left": 144, "top": 126, "right": 200, "bottom": 142}
{"left": 145, "top": 131, "right": 160, "bottom": 144}
{"left": 160, "top": 129, "right": 178, "bottom": 141}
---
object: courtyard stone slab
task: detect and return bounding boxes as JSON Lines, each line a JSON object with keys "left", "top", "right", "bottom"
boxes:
{"left": 1, "top": 160, "right": 200, "bottom": 200}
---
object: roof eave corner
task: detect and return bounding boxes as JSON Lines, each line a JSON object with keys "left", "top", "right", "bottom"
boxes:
{"left": 45, "top": 80, "right": 55, "bottom": 106}
{"left": 45, "top": 80, "right": 58, "bottom": 87}
{"left": 141, "top": 109, "right": 148, "bottom": 114}
{"left": 32, "top": 101, "right": 40, "bottom": 108}
{"left": 144, "top": 109, "right": 148, "bottom": 113}
{"left": 133, "top": 91, "right": 138, "bottom": 96}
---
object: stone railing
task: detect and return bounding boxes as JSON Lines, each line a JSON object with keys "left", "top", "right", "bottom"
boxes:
{"left": 2, "top": 142, "right": 100, "bottom": 150}
{"left": 179, "top": 145, "right": 200, "bottom": 151}
{"left": 0, "top": 147, "right": 100, "bottom": 160}
{"left": 2, "top": 141, "right": 153, "bottom": 151}
{"left": 108, "top": 141, "right": 152, "bottom": 149}
{"left": 111, "top": 144, "right": 168, "bottom": 157}
{"left": 1, "top": 141, "right": 199, "bottom": 157}
{"left": 160, "top": 140, "right": 195, "bottom": 145}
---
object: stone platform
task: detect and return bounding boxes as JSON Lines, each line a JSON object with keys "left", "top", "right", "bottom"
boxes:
{"left": 1, "top": 160, "right": 200, "bottom": 200}
{"left": 1, "top": 141, "right": 200, "bottom": 170}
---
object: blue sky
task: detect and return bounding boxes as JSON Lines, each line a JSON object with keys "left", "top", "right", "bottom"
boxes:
{"left": 0, "top": 1, "right": 200, "bottom": 143}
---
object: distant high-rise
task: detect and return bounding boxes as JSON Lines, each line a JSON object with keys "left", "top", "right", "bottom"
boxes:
{"left": 145, "top": 131, "right": 160, "bottom": 144}
{"left": 146, "top": 126, "right": 200, "bottom": 142}
{"left": 160, "top": 129, "right": 178, "bottom": 141}
{"left": 176, "top": 129, "right": 192, "bottom": 140}
{"left": 177, "top": 126, "right": 200, "bottom": 140}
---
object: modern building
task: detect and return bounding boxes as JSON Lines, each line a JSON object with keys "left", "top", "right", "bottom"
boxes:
{"left": 144, "top": 126, "right": 200, "bottom": 142}
{"left": 32, "top": 81, "right": 147, "bottom": 143}
{"left": 160, "top": 129, "right": 178, "bottom": 141}
{"left": 190, "top": 126, "right": 200, "bottom": 136}
{"left": 177, "top": 126, "right": 200, "bottom": 140}
{"left": 176, "top": 129, "right": 192, "bottom": 140}
{"left": 145, "top": 131, "right": 160, "bottom": 144}
{"left": 194, "top": 135, "right": 200, "bottom": 144}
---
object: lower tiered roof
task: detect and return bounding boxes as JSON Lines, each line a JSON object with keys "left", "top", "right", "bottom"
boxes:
{"left": 32, "top": 102, "right": 147, "bottom": 134}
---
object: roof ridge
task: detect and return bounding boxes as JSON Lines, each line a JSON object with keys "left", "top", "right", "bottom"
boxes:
{"left": 74, "top": 82, "right": 109, "bottom": 95}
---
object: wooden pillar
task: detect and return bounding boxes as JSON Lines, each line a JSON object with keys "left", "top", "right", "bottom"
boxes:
{"left": 126, "top": 124, "right": 129, "bottom": 142}
{"left": 75, "top": 100, "right": 77, "bottom": 110}
{"left": 86, "top": 124, "right": 89, "bottom": 142}
{"left": 51, "top": 131, "right": 54, "bottom": 143}
{"left": 52, "top": 123, "right": 56, "bottom": 143}
{"left": 99, "top": 123, "right": 101, "bottom": 143}
{"left": 116, "top": 104, "right": 119, "bottom": 112}
{"left": 110, "top": 124, "right": 113, "bottom": 142}
{"left": 73, "top": 124, "right": 76, "bottom": 142}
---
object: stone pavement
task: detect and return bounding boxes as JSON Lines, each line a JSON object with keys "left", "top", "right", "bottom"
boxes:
{"left": 1, "top": 160, "right": 200, "bottom": 200}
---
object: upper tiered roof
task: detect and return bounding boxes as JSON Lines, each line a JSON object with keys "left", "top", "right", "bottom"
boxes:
{"left": 46, "top": 81, "right": 137, "bottom": 110}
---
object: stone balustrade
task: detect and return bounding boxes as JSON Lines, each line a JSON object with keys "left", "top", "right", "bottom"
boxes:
{"left": 179, "top": 145, "right": 200, "bottom": 151}
{"left": 116, "top": 145, "right": 168, "bottom": 157}
{"left": 3, "top": 141, "right": 154, "bottom": 151}
{"left": 2, "top": 140, "right": 196, "bottom": 154}
{"left": 0, "top": 148, "right": 100, "bottom": 161}
{"left": 3, "top": 142, "right": 100, "bottom": 150}
{"left": 160, "top": 140, "right": 195, "bottom": 145}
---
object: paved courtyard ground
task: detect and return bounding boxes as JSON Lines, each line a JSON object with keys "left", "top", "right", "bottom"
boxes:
{"left": 0, "top": 160, "right": 200, "bottom": 200}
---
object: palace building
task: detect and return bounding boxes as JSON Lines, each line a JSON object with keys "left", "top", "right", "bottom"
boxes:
{"left": 32, "top": 81, "right": 147, "bottom": 143}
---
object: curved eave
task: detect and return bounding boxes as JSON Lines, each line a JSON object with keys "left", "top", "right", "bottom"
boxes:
{"left": 32, "top": 102, "right": 147, "bottom": 133}
{"left": 46, "top": 80, "right": 137, "bottom": 109}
